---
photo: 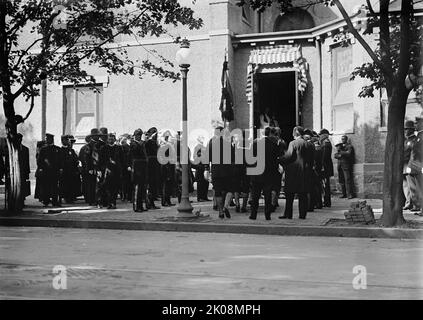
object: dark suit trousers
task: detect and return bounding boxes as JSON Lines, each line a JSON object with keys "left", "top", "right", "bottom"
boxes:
{"left": 197, "top": 177, "right": 209, "bottom": 200}
{"left": 338, "top": 166, "right": 353, "bottom": 197}
{"left": 407, "top": 174, "right": 421, "bottom": 208}
{"left": 322, "top": 175, "right": 331, "bottom": 207}
{"left": 284, "top": 192, "right": 308, "bottom": 219}
{"left": 413, "top": 173, "right": 423, "bottom": 210}
{"left": 250, "top": 179, "right": 273, "bottom": 219}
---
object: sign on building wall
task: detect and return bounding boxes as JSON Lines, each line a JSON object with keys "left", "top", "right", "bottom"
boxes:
{"left": 63, "top": 85, "right": 103, "bottom": 140}
{"left": 332, "top": 45, "right": 354, "bottom": 133}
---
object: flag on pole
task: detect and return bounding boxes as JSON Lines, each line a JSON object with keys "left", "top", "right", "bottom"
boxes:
{"left": 219, "top": 51, "right": 234, "bottom": 123}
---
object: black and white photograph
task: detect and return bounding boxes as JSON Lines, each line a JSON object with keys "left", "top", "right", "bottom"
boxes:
{"left": 0, "top": 0, "right": 422, "bottom": 306}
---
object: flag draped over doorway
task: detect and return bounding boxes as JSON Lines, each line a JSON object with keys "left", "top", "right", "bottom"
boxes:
{"left": 220, "top": 53, "right": 235, "bottom": 123}
{"left": 246, "top": 45, "right": 308, "bottom": 105}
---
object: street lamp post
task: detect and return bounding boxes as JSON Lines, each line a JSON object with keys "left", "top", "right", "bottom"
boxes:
{"left": 176, "top": 38, "right": 194, "bottom": 215}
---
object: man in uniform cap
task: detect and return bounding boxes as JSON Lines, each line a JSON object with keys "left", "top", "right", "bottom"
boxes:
{"left": 59, "top": 135, "right": 81, "bottom": 204}
{"left": 403, "top": 120, "right": 419, "bottom": 211}
{"left": 37, "top": 133, "right": 63, "bottom": 206}
{"left": 319, "top": 129, "right": 334, "bottom": 207}
{"left": 119, "top": 133, "right": 132, "bottom": 202}
{"left": 100, "top": 133, "right": 124, "bottom": 209}
{"left": 145, "top": 127, "right": 160, "bottom": 209}
{"left": 129, "top": 129, "right": 149, "bottom": 212}
{"left": 93, "top": 128, "right": 108, "bottom": 207}
{"left": 407, "top": 118, "right": 423, "bottom": 216}
{"left": 79, "top": 129, "right": 99, "bottom": 205}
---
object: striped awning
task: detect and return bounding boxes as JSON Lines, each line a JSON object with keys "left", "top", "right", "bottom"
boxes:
{"left": 246, "top": 45, "right": 308, "bottom": 104}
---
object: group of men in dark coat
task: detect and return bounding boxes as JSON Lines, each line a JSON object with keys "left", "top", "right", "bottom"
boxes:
{"left": 204, "top": 125, "right": 335, "bottom": 220}
{"left": 33, "top": 126, "right": 191, "bottom": 211}
{"left": 35, "top": 133, "right": 80, "bottom": 206}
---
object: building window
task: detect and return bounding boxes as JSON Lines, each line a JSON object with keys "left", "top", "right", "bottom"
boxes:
{"left": 380, "top": 88, "right": 423, "bottom": 130}
{"left": 331, "top": 45, "right": 354, "bottom": 133}
{"left": 63, "top": 85, "right": 103, "bottom": 139}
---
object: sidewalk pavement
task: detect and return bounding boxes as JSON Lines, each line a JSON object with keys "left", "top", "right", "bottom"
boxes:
{"left": 1, "top": 192, "right": 422, "bottom": 239}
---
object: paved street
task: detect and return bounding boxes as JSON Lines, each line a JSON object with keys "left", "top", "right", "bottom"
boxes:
{"left": 0, "top": 226, "right": 422, "bottom": 300}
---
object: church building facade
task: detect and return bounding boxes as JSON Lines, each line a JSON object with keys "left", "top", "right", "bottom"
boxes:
{"left": 7, "top": 0, "right": 423, "bottom": 198}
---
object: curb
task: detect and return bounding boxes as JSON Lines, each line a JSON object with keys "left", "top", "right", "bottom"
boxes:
{"left": 0, "top": 217, "right": 422, "bottom": 239}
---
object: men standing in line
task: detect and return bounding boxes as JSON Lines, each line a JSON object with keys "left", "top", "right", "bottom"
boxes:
{"left": 319, "top": 129, "right": 334, "bottom": 207}
{"left": 403, "top": 120, "right": 419, "bottom": 211}
{"left": 79, "top": 129, "right": 99, "bottom": 205}
{"left": 280, "top": 126, "right": 314, "bottom": 220}
{"left": 37, "top": 133, "right": 62, "bottom": 207}
{"left": 335, "top": 135, "right": 355, "bottom": 199}
{"left": 129, "top": 129, "right": 149, "bottom": 212}
{"left": 408, "top": 117, "right": 423, "bottom": 216}
{"left": 249, "top": 127, "right": 280, "bottom": 221}
{"left": 100, "top": 133, "right": 124, "bottom": 209}
{"left": 59, "top": 135, "right": 81, "bottom": 204}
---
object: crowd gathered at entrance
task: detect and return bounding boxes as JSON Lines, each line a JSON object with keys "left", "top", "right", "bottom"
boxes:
{"left": 0, "top": 117, "right": 422, "bottom": 218}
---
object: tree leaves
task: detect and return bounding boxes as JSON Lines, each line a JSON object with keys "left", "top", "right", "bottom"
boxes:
{"left": 2, "top": 0, "right": 203, "bottom": 102}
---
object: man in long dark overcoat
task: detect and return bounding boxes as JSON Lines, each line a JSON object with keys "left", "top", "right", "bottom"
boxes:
{"left": 37, "top": 133, "right": 63, "bottom": 207}
{"left": 319, "top": 129, "right": 334, "bottom": 207}
{"left": 280, "top": 126, "right": 314, "bottom": 219}
{"left": 59, "top": 135, "right": 81, "bottom": 204}
{"left": 100, "top": 133, "right": 124, "bottom": 209}
{"left": 249, "top": 127, "right": 280, "bottom": 220}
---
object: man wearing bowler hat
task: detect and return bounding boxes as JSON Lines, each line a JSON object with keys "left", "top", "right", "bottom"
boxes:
{"left": 403, "top": 120, "right": 419, "bottom": 211}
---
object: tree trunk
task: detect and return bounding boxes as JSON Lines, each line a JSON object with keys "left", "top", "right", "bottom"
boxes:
{"left": 381, "top": 86, "right": 409, "bottom": 227}
{"left": 5, "top": 136, "right": 23, "bottom": 213}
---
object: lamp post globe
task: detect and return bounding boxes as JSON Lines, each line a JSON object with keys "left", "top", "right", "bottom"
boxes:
{"left": 176, "top": 38, "right": 194, "bottom": 215}
{"left": 176, "top": 38, "right": 191, "bottom": 67}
